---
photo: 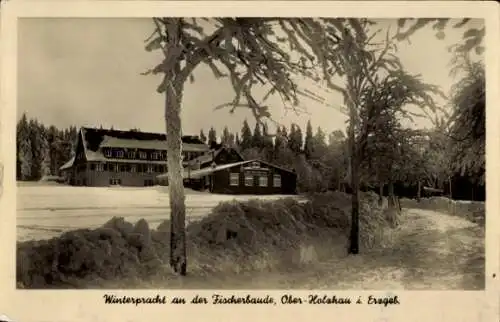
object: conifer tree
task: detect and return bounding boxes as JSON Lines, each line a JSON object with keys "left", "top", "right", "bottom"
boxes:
{"left": 252, "top": 123, "right": 263, "bottom": 149}
{"left": 199, "top": 129, "right": 207, "bottom": 144}
{"left": 221, "top": 126, "right": 231, "bottom": 146}
{"left": 208, "top": 127, "right": 217, "bottom": 145}
{"left": 304, "top": 120, "right": 314, "bottom": 159}
{"left": 240, "top": 119, "right": 253, "bottom": 150}
{"left": 16, "top": 113, "right": 32, "bottom": 180}
{"left": 235, "top": 133, "right": 241, "bottom": 147}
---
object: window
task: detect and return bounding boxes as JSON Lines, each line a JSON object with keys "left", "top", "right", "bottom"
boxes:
{"left": 230, "top": 173, "right": 239, "bottom": 186}
{"left": 152, "top": 152, "right": 160, "bottom": 160}
{"left": 147, "top": 165, "right": 153, "bottom": 173}
{"left": 103, "top": 163, "right": 109, "bottom": 171}
{"left": 96, "top": 163, "right": 104, "bottom": 172}
{"left": 245, "top": 173, "right": 253, "bottom": 187}
{"left": 109, "top": 164, "right": 118, "bottom": 172}
{"left": 128, "top": 151, "right": 135, "bottom": 159}
{"left": 109, "top": 178, "right": 121, "bottom": 185}
{"left": 139, "top": 152, "right": 147, "bottom": 159}
{"left": 273, "top": 174, "right": 281, "bottom": 188}
{"left": 130, "top": 165, "right": 136, "bottom": 173}
{"left": 120, "top": 164, "right": 129, "bottom": 172}
{"left": 90, "top": 163, "right": 96, "bottom": 171}
{"left": 116, "top": 150, "right": 124, "bottom": 158}
{"left": 259, "top": 175, "right": 268, "bottom": 187}
{"left": 105, "top": 149, "right": 112, "bottom": 157}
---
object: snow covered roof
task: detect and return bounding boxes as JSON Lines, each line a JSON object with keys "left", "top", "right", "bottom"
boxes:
{"left": 185, "top": 146, "right": 245, "bottom": 167}
{"left": 99, "top": 135, "right": 208, "bottom": 152}
{"left": 157, "top": 159, "right": 296, "bottom": 180}
{"left": 59, "top": 157, "right": 75, "bottom": 170}
{"left": 0, "top": 314, "right": 14, "bottom": 322}
{"left": 59, "top": 127, "right": 209, "bottom": 168}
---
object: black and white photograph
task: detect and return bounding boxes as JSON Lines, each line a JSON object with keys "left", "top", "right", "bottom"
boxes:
{"left": 10, "top": 12, "right": 488, "bottom": 292}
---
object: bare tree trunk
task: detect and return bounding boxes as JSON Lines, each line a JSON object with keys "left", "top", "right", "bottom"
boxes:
{"left": 388, "top": 180, "right": 395, "bottom": 208}
{"left": 348, "top": 112, "right": 359, "bottom": 255}
{"left": 165, "top": 76, "right": 187, "bottom": 276}
{"left": 163, "top": 20, "right": 188, "bottom": 275}
{"left": 448, "top": 175, "right": 453, "bottom": 200}
{"left": 378, "top": 182, "right": 384, "bottom": 206}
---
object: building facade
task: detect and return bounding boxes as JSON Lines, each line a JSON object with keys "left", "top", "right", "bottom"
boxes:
{"left": 185, "top": 146, "right": 245, "bottom": 171}
{"left": 59, "top": 127, "right": 209, "bottom": 187}
{"left": 159, "top": 159, "right": 297, "bottom": 195}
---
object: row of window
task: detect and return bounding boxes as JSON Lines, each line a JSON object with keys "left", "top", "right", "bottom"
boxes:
{"left": 87, "top": 163, "right": 166, "bottom": 173}
{"left": 229, "top": 173, "right": 281, "bottom": 188}
{"left": 104, "top": 149, "right": 164, "bottom": 160}
{"left": 109, "top": 179, "right": 155, "bottom": 186}
{"left": 103, "top": 149, "right": 203, "bottom": 161}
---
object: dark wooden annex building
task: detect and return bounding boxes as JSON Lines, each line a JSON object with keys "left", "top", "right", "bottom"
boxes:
{"left": 184, "top": 145, "right": 245, "bottom": 171}
{"left": 59, "top": 127, "right": 209, "bottom": 187}
{"left": 159, "top": 158, "right": 297, "bottom": 195}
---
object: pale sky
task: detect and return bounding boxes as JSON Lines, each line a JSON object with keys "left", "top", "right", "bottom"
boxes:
{"left": 17, "top": 18, "right": 483, "bottom": 138}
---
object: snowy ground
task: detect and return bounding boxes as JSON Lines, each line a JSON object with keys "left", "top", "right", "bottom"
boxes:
{"left": 17, "top": 182, "right": 304, "bottom": 242}
{"left": 94, "top": 208, "right": 485, "bottom": 290}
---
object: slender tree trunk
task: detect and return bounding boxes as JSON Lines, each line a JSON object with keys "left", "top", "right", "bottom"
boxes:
{"left": 164, "top": 20, "right": 188, "bottom": 276}
{"left": 378, "top": 182, "right": 384, "bottom": 206}
{"left": 348, "top": 124, "right": 359, "bottom": 255}
{"left": 417, "top": 180, "right": 421, "bottom": 202}
{"left": 388, "top": 180, "right": 395, "bottom": 208}
{"left": 165, "top": 76, "right": 187, "bottom": 276}
{"left": 448, "top": 175, "right": 453, "bottom": 199}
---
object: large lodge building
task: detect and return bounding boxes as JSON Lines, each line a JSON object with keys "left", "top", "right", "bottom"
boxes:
{"left": 60, "top": 127, "right": 297, "bottom": 195}
{"left": 59, "top": 127, "right": 209, "bottom": 187}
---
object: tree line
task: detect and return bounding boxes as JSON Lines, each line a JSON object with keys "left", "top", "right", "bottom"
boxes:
{"left": 198, "top": 111, "right": 484, "bottom": 201}
{"left": 198, "top": 120, "right": 349, "bottom": 194}
{"left": 16, "top": 113, "right": 78, "bottom": 181}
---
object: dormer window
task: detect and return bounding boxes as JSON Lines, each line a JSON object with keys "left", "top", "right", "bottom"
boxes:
{"left": 115, "top": 150, "right": 124, "bottom": 158}
{"left": 152, "top": 152, "right": 160, "bottom": 160}
{"left": 139, "top": 152, "right": 147, "bottom": 159}
{"left": 104, "top": 149, "right": 112, "bottom": 158}
{"left": 128, "top": 151, "right": 135, "bottom": 159}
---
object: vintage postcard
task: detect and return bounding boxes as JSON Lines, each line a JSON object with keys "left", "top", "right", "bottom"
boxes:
{"left": 0, "top": 1, "right": 498, "bottom": 322}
